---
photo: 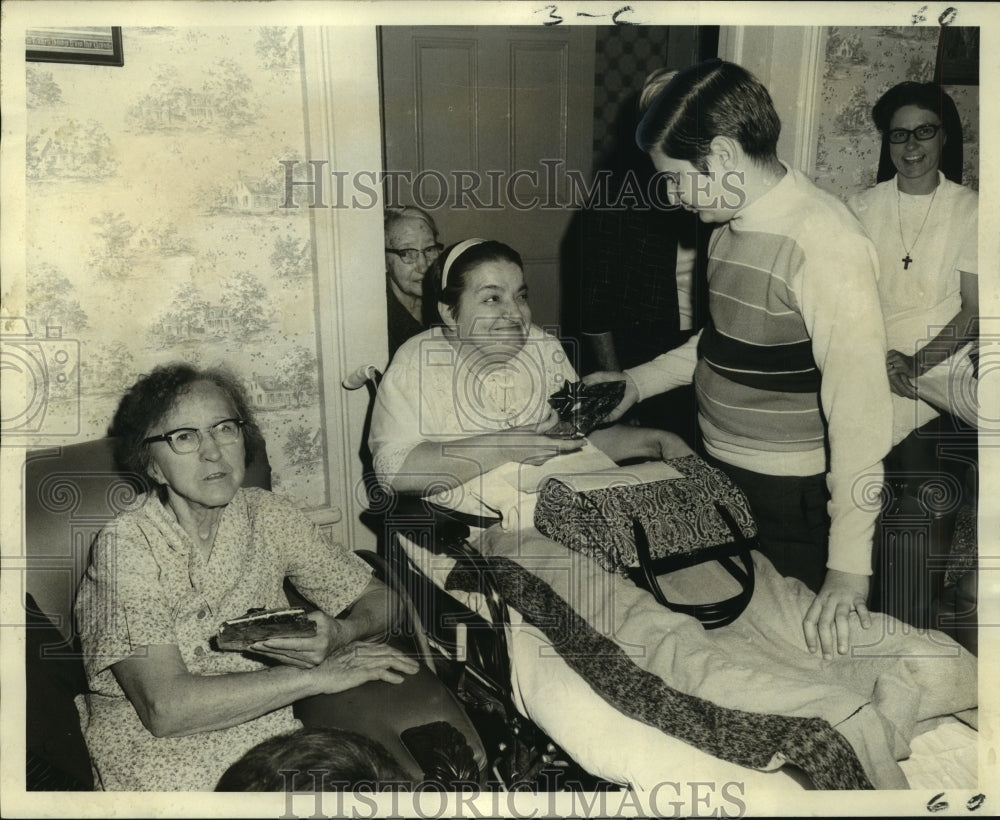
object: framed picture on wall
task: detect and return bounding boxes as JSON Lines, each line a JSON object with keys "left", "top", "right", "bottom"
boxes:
{"left": 934, "top": 26, "right": 978, "bottom": 85}
{"left": 26, "top": 27, "right": 124, "bottom": 67}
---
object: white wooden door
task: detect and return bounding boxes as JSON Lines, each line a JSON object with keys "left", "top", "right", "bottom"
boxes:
{"left": 379, "top": 25, "right": 596, "bottom": 329}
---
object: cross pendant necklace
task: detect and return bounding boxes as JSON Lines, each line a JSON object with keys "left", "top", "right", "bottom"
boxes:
{"left": 897, "top": 185, "right": 937, "bottom": 270}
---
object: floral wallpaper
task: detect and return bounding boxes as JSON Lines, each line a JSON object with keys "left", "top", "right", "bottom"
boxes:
{"left": 23, "top": 27, "right": 330, "bottom": 508}
{"left": 18, "top": 23, "right": 979, "bottom": 516}
{"left": 591, "top": 26, "right": 671, "bottom": 161}
{"left": 813, "top": 26, "right": 979, "bottom": 199}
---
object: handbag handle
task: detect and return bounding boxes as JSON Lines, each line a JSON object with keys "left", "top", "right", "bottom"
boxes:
{"left": 713, "top": 502, "right": 750, "bottom": 546}
{"left": 631, "top": 503, "right": 756, "bottom": 629}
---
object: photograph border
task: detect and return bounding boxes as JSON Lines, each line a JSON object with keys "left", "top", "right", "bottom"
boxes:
{"left": 26, "top": 26, "right": 124, "bottom": 67}
{"left": 3, "top": 2, "right": 998, "bottom": 817}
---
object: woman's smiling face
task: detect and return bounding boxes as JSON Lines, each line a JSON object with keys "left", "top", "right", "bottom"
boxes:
{"left": 447, "top": 259, "right": 531, "bottom": 354}
{"left": 889, "top": 104, "right": 945, "bottom": 193}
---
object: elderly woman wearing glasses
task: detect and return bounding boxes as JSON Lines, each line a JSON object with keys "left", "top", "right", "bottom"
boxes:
{"left": 74, "top": 364, "right": 418, "bottom": 791}
{"left": 847, "top": 81, "right": 978, "bottom": 449}
{"left": 384, "top": 205, "right": 443, "bottom": 358}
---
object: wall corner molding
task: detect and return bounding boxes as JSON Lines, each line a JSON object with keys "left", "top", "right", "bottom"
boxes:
{"left": 718, "top": 26, "right": 825, "bottom": 175}
{"left": 300, "top": 27, "right": 385, "bottom": 552}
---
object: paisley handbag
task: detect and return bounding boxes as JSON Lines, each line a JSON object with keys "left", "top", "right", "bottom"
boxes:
{"left": 533, "top": 454, "right": 758, "bottom": 627}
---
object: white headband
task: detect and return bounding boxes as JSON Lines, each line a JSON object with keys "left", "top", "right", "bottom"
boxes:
{"left": 441, "top": 238, "right": 487, "bottom": 290}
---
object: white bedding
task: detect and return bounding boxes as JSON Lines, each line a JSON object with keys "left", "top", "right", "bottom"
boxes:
{"left": 397, "top": 529, "right": 979, "bottom": 792}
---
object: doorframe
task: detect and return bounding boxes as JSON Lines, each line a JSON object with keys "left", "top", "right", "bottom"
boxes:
{"left": 719, "top": 26, "right": 826, "bottom": 175}
{"left": 300, "top": 26, "right": 386, "bottom": 550}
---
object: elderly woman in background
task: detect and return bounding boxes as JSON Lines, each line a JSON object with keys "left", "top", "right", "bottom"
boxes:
{"left": 74, "top": 364, "right": 418, "bottom": 791}
{"left": 384, "top": 205, "right": 443, "bottom": 358}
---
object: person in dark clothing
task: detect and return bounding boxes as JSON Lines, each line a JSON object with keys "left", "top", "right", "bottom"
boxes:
{"left": 384, "top": 205, "right": 442, "bottom": 359}
{"left": 574, "top": 71, "right": 711, "bottom": 449}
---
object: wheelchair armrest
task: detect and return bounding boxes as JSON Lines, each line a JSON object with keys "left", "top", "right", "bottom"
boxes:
{"left": 425, "top": 500, "right": 503, "bottom": 531}
{"left": 386, "top": 494, "right": 502, "bottom": 553}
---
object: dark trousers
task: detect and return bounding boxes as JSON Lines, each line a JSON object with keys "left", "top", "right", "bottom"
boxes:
{"left": 705, "top": 456, "right": 831, "bottom": 593}
{"left": 625, "top": 384, "right": 702, "bottom": 453}
{"left": 873, "top": 416, "right": 974, "bottom": 628}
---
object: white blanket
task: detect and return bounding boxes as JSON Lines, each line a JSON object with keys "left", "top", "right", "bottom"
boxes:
{"left": 401, "top": 526, "right": 978, "bottom": 790}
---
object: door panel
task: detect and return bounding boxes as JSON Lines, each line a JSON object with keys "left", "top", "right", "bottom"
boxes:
{"left": 415, "top": 37, "right": 478, "bottom": 172}
{"left": 380, "top": 25, "right": 596, "bottom": 330}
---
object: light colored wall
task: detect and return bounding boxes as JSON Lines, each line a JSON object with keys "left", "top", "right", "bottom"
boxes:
{"left": 722, "top": 26, "right": 979, "bottom": 199}
{"left": 19, "top": 27, "right": 385, "bottom": 541}
{"left": 23, "top": 27, "right": 321, "bottom": 503}
{"left": 813, "top": 26, "right": 979, "bottom": 199}
{"left": 16, "top": 22, "right": 980, "bottom": 527}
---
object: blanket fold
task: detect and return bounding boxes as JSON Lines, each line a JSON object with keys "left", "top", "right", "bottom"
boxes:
{"left": 446, "top": 553, "right": 874, "bottom": 790}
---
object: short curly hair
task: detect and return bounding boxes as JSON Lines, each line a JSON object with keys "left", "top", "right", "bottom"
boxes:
{"left": 110, "top": 363, "right": 263, "bottom": 477}
{"left": 384, "top": 204, "right": 439, "bottom": 238}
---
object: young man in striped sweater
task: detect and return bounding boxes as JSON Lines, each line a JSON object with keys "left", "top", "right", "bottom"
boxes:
{"left": 586, "top": 59, "right": 893, "bottom": 661}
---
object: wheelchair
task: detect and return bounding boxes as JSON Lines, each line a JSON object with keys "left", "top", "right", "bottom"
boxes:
{"left": 344, "top": 364, "right": 757, "bottom": 790}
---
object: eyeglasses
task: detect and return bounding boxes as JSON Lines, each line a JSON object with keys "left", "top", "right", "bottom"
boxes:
{"left": 385, "top": 244, "right": 443, "bottom": 264}
{"left": 887, "top": 124, "right": 942, "bottom": 144}
{"left": 144, "top": 418, "right": 245, "bottom": 455}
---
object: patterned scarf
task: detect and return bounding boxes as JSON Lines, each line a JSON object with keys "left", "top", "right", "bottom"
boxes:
{"left": 446, "top": 553, "right": 873, "bottom": 790}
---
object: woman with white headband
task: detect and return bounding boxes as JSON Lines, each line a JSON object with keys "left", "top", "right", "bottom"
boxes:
{"left": 369, "top": 238, "right": 689, "bottom": 504}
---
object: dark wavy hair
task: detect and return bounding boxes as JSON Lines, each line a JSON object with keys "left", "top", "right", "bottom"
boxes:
{"left": 872, "top": 81, "right": 963, "bottom": 185}
{"left": 422, "top": 239, "right": 523, "bottom": 326}
{"left": 110, "top": 363, "right": 263, "bottom": 477}
{"left": 635, "top": 58, "right": 781, "bottom": 170}
{"left": 215, "top": 727, "right": 408, "bottom": 791}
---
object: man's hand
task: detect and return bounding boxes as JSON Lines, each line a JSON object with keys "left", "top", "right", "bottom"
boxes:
{"left": 651, "top": 430, "right": 694, "bottom": 461}
{"left": 581, "top": 371, "right": 640, "bottom": 422}
{"left": 803, "top": 569, "right": 872, "bottom": 659}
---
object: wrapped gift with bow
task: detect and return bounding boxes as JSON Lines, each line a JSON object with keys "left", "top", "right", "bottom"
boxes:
{"left": 545, "top": 379, "right": 626, "bottom": 439}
